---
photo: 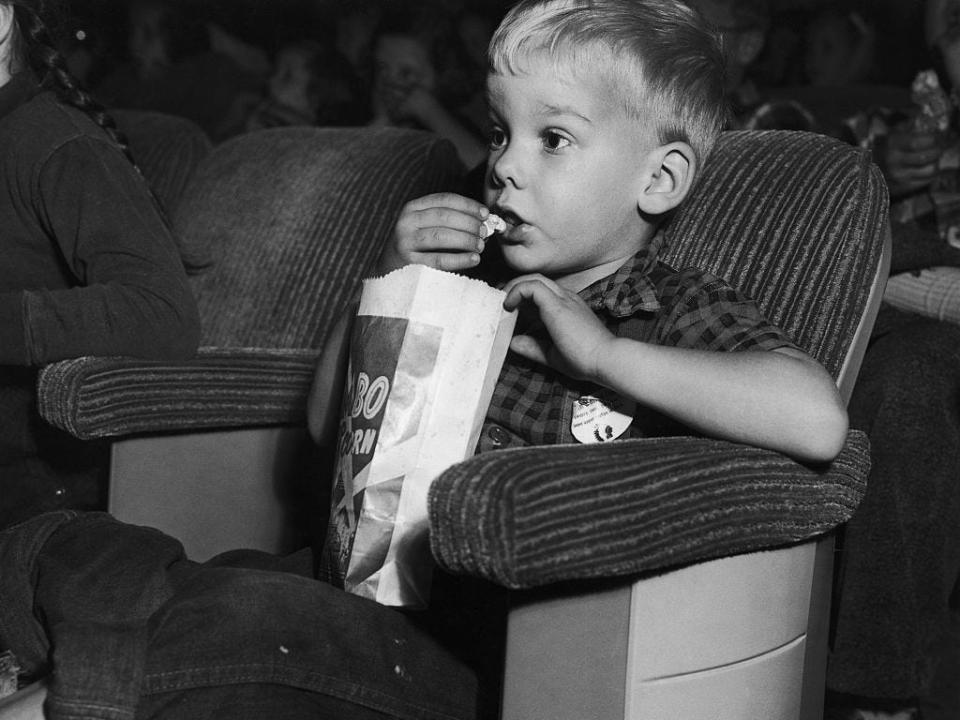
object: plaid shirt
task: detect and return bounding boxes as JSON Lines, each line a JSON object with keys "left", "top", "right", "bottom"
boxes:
{"left": 477, "top": 232, "right": 796, "bottom": 452}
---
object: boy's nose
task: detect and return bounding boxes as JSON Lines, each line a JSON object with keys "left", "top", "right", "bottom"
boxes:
{"left": 490, "top": 148, "right": 523, "bottom": 190}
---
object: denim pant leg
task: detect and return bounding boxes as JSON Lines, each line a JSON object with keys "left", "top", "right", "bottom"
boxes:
{"left": 1, "top": 510, "right": 199, "bottom": 720}
{"left": 0, "top": 510, "right": 77, "bottom": 679}
{"left": 829, "top": 308, "right": 960, "bottom": 700}
{"left": 136, "top": 566, "right": 483, "bottom": 720}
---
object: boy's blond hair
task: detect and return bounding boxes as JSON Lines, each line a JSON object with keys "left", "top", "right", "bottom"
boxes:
{"left": 488, "top": 0, "right": 728, "bottom": 167}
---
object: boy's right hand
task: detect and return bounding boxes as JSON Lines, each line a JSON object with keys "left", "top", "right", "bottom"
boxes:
{"left": 375, "top": 192, "right": 491, "bottom": 275}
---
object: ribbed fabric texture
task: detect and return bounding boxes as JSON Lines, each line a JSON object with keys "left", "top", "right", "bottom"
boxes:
{"left": 36, "top": 127, "right": 465, "bottom": 438}
{"left": 112, "top": 109, "right": 213, "bottom": 215}
{"left": 184, "top": 126, "right": 465, "bottom": 349}
{"left": 37, "top": 348, "right": 317, "bottom": 440}
{"left": 662, "top": 130, "right": 888, "bottom": 381}
{"left": 429, "top": 432, "right": 871, "bottom": 589}
{"left": 427, "top": 130, "right": 889, "bottom": 586}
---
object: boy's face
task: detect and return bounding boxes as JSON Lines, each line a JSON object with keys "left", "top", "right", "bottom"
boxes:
{"left": 484, "top": 57, "right": 655, "bottom": 284}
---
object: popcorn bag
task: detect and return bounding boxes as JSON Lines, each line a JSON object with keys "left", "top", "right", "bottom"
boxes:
{"left": 321, "top": 265, "right": 516, "bottom": 608}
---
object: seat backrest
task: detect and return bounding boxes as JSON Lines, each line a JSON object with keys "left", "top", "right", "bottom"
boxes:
{"left": 663, "top": 129, "right": 890, "bottom": 402}
{"left": 429, "top": 131, "right": 890, "bottom": 720}
{"left": 111, "top": 108, "right": 213, "bottom": 219}
{"left": 174, "top": 126, "right": 465, "bottom": 349}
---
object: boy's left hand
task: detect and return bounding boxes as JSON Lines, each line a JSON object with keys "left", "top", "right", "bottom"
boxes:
{"left": 502, "top": 274, "right": 613, "bottom": 382}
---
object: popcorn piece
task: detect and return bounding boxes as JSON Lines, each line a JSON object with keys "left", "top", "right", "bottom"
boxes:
{"left": 479, "top": 213, "right": 507, "bottom": 239}
{"left": 911, "top": 69, "right": 952, "bottom": 134}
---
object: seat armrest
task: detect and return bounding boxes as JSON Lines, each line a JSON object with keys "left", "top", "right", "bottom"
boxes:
{"left": 0, "top": 678, "right": 47, "bottom": 720}
{"left": 37, "top": 347, "right": 320, "bottom": 440}
{"left": 428, "top": 430, "right": 870, "bottom": 589}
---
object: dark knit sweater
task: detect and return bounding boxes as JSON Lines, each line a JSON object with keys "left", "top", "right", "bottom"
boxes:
{"left": 0, "top": 71, "right": 199, "bottom": 495}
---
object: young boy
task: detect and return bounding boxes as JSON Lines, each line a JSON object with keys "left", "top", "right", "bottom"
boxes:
{"left": 320, "top": 0, "right": 848, "bottom": 464}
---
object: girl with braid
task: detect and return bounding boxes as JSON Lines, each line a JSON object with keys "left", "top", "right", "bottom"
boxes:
{"left": 0, "top": 0, "right": 200, "bottom": 530}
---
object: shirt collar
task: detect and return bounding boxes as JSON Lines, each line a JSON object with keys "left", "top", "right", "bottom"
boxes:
{"left": 0, "top": 71, "right": 42, "bottom": 123}
{"left": 579, "top": 231, "right": 664, "bottom": 317}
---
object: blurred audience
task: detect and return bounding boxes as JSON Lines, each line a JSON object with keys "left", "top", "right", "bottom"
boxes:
{"left": 93, "top": 0, "right": 261, "bottom": 142}
{"left": 218, "top": 39, "right": 364, "bottom": 138}
{"left": 366, "top": 4, "right": 487, "bottom": 169}
{"left": 454, "top": 4, "right": 498, "bottom": 124}
{"left": 687, "top": 0, "right": 769, "bottom": 121}
{"left": 687, "top": 0, "right": 817, "bottom": 131}
{"left": 841, "top": 3, "right": 960, "bottom": 324}
{"left": 59, "top": 4, "right": 119, "bottom": 89}
{"left": 335, "top": 0, "right": 383, "bottom": 82}
{"left": 802, "top": 7, "right": 877, "bottom": 87}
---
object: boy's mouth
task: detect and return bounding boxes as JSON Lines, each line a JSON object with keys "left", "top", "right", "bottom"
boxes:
{"left": 492, "top": 209, "right": 526, "bottom": 239}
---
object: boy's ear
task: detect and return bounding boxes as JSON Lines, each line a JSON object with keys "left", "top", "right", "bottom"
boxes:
{"left": 636, "top": 142, "right": 697, "bottom": 216}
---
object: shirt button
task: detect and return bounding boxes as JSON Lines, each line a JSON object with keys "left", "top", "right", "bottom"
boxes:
{"left": 487, "top": 425, "right": 510, "bottom": 447}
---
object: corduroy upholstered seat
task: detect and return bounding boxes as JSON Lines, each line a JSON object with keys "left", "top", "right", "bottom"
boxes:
{"left": 38, "top": 126, "right": 465, "bottom": 438}
{"left": 36, "top": 126, "right": 465, "bottom": 553}
{"left": 430, "top": 130, "right": 886, "bottom": 586}
{"left": 426, "top": 130, "right": 889, "bottom": 720}
{"left": 112, "top": 109, "right": 213, "bottom": 220}
{"left": 32, "top": 129, "right": 888, "bottom": 719}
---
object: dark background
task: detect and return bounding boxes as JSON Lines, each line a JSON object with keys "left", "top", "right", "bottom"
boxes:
{"left": 61, "top": 0, "right": 931, "bottom": 89}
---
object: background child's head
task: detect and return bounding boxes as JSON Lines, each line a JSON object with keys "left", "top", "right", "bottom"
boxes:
{"left": 457, "top": 6, "right": 497, "bottom": 74}
{"left": 335, "top": 0, "right": 382, "bottom": 78}
{"left": 488, "top": 0, "right": 727, "bottom": 169}
{"left": 684, "top": 0, "right": 770, "bottom": 91}
{"left": 370, "top": 4, "right": 476, "bottom": 120}
{"left": 803, "top": 8, "right": 876, "bottom": 87}
{"left": 124, "top": 0, "right": 208, "bottom": 76}
{"left": 926, "top": 0, "right": 960, "bottom": 92}
{"left": 268, "top": 40, "right": 322, "bottom": 115}
{"left": 268, "top": 39, "right": 363, "bottom": 125}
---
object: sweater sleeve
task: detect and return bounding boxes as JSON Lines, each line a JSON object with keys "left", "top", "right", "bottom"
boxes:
{"left": 10, "top": 133, "right": 200, "bottom": 365}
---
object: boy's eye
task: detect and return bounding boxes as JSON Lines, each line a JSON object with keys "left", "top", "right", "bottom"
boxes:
{"left": 488, "top": 127, "right": 506, "bottom": 149}
{"left": 543, "top": 131, "right": 570, "bottom": 152}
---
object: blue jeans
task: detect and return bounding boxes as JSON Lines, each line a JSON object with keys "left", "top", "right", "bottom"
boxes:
{"left": 829, "top": 306, "right": 960, "bottom": 702}
{"left": 0, "top": 511, "right": 502, "bottom": 720}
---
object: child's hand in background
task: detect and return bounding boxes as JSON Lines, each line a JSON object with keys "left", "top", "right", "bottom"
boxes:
{"left": 878, "top": 121, "right": 945, "bottom": 197}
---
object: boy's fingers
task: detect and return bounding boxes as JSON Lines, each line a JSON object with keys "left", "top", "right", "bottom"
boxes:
{"left": 415, "top": 206, "right": 487, "bottom": 238}
{"left": 425, "top": 251, "right": 481, "bottom": 273}
{"left": 405, "top": 192, "right": 488, "bottom": 218}
{"left": 411, "top": 227, "right": 484, "bottom": 256}
{"left": 502, "top": 275, "right": 562, "bottom": 311}
{"left": 509, "top": 334, "right": 549, "bottom": 365}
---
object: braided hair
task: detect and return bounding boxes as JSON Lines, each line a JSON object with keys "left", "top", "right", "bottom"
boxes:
{"left": 9, "top": 0, "right": 138, "bottom": 167}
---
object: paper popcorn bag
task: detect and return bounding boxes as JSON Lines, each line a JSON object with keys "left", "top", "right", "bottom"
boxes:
{"left": 322, "top": 264, "right": 516, "bottom": 608}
